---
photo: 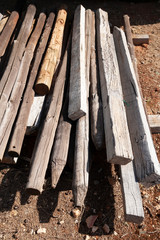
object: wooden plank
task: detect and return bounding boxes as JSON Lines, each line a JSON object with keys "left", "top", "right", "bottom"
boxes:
{"left": 72, "top": 9, "right": 91, "bottom": 207}
{"left": 133, "top": 34, "right": 149, "bottom": 45}
{"left": 51, "top": 89, "right": 72, "bottom": 188}
{"left": 120, "top": 161, "right": 144, "bottom": 224}
{"left": 35, "top": 7, "right": 67, "bottom": 95}
{"left": 0, "top": 11, "right": 44, "bottom": 161}
{"left": 148, "top": 114, "right": 160, "bottom": 133}
{"left": 7, "top": 13, "right": 55, "bottom": 156}
{"left": 0, "top": 5, "right": 36, "bottom": 124}
{"left": 96, "top": 9, "right": 133, "bottom": 165}
{"left": 68, "top": 5, "right": 87, "bottom": 121}
{"left": 0, "top": 11, "right": 19, "bottom": 57}
{"left": 0, "top": 15, "right": 8, "bottom": 33}
{"left": 113, "top": 27, "right": 160, "bottom": 187}
{"left": 90, "top": 11, "right": 104, "bottom": 150}
{"left": 26, "top": 36, "right": 71, "bottom": 194}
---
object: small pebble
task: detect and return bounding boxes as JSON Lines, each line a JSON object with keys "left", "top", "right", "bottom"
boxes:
{"left": 114, "top": 231, "right": 118, "bottom": 235}
{"left": 84, "top": 235, "right": 90, "bottom": 240}
{"left": 86, "top": 215, "right": 98, "bottom": 228}
{"left": 72, "top": 208, "right": 81, "bottom": 218}
{"left": 103, "top": 224, "right": 110, "bottom": 234}
{"left": 92, "top": 226, "right": 98, "bottom": 233}
{"left": 37, "top": 227, "right": 46, "bottom": 234}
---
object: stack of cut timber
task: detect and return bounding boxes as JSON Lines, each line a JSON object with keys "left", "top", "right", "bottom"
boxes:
{"left": 0, "top": 4, "right": 160, "bottom": 225}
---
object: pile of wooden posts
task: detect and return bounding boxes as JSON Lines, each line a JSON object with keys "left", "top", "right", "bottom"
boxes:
{"left": 0, "top": 4, "right": 160, "bottom": 224}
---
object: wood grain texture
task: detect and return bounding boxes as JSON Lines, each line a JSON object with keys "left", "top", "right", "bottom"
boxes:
{"left": 7, "top": 13, "right": 54, "bottom": 156}
{"left": 120, "top": 161, "right": 144, "bottom": 224}
{"left": 0, "top": 15, "right": 8, "bottom": 33}
{"left": 26, "top": 36, "right": 71, "bottom": 194}
{"left": 0, "top": 5, "right": 36, "bottom": 124}
{"left": 72, "top": 9, "right": 91, "bottom": 207}
{"left": 68, "top": 5, "right": 87, "bottom": 121}
{"left": 0, "top": 11, "right": 19, "bottom": 57}
{"left": 113, "top": 27, "right": 160, "bottom": 187}
{"left": 148, "top": 114, "right": 160, "bottom": 133}
{"left": 0, "top": 11, "right": 44, "bottom": 162}
{"left": 96, "top": 9, "right": 133, "bottom": 164}
{"left": 35, "top": 8, "right": 67, "bottom": 95}
{"left": 90, "top": 11, "right": 104, "bottom": 150}
{"left": 51, "top": 89, "right": 72, "bottom": 188}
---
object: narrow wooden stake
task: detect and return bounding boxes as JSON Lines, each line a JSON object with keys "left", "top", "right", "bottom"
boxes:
{"left": 35, "top": 7, "right": 67, "bottom": 95}
{"left": 72, "top": 9, "right": 91, "bottom": 207}
{"left": 120, "top": 161, "right": 144, "bottom": 224}
{"left": 51, "top": 89, "right": 72, "bottom": 188}
{"left": 0, "top": 11, "right": 19, "bottom": 57}
{"left": 96, "top": 9, "right": 133, "bottom": 165}
{"left": 113, "top": 27, "right": 160, "bottom": 187}
{"left": 0, "top": 12, "right": 45, "bottom": 161}
{"left": 148, "top": 115, "right": 160, "bottom": 134}
{"left": 26, "top": 36, "right": 71, "bottom": 194}
{"left": 7, "top": 13, "right": 55, "bottom": 157}
{"left": 68, "top": 5, "right": 87, "bottom": 121}
{"left": 0, "top": 5, "right": 36, "bottom": 124}
{"left": 90, "top": 11, "right": 104, "bottom": 150}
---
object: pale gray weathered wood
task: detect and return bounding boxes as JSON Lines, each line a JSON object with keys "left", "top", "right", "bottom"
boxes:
{"left": 72, "top": 9, "right": 91, "bottom": 207}
{"left": 68, "top": 5, "right": 87, "bottom": 121}
{"left": 120, "top": 161, "right": 144, "bottom": 224}
{"left": 96, "top": 9, "right": 133, "bottom": 164}
{"left": 113, "top": 27, "right": 160, "bottom": 187}
{"left": 148, "top": 114, "right": 160, "bottom": 133}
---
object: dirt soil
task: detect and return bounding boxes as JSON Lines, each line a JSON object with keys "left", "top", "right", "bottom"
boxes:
{"left": 0, "top": 0, "right": 160, "bottom": 239}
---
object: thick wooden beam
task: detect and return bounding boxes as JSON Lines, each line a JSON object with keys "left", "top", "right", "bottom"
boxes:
{"left": 68, "top": 5, "right": 87, "bottom": 121}
{"left": 0, "top": 11, "right": 19, "bottom": 57}
{"left": 133, "top": 34, "right": 149, "bottom": 46}
{"left": 7, "top": 13, "right": 55, "bottom": 156}
{"left": 148, "top": 114, "right": 160, "bottom": 134}
{"left": 90, "top": 11, "right": 104, "bottom": 150}
{"left": 35, "top": 7, "right": 67, "bottom": 95}
{"left": 120, "top": 161, "right": 144, "bottom": 224}
{"left": 72, "top": 9, "right": 91, "bottom": 207}
{"left": 96, "top": 9, "right": 133, "bottom": 165}
{"left": 0, "top": 11, "right": 44, "bottom": 162}
{"left": 113, "top": 27, "right": 160, "bottom": 187}
{"left": 26, "top": 36, "right": 71, "bottom": 194}
{"left": 0, "top": 5, "right": 36, "bottom": 124}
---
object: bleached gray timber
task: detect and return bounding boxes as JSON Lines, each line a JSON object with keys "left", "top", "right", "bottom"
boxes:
{"left": 0, "top": 11, "right": 44, "bottom": 161}
{"left": 68, "top": 5, "right": 87, "bottom": 121}
{"left": 0, "top": 5, "right": 36, "bottom": 124}
{"left": 51, "top": 91, "right": 72, "bottom": 188}
{"left": 26, "top": 37, "right": 71, "bottom": 194}
{"left": 26, "top": 96, "right": 45, "bottom": 135}
{"left": 90, "top": 11, "right": 104, "bottom": 150}
{"left": 148, "top": 115, "right": 160, "bottom": 134}
{"left": 120, "top": 161, "right": 144, "bottom": 224}
{"left": 96, "top": 9, "right": 133, "bottom": 164}
{"left": 72, "top": 9, "right": 91, "bottom": 207}
{"left": 8, "top": 13, "right": 54, "bottom": 156}
{"left": 113, "top": 27, "right": 160, "bottom": 187}
{"left": 133, "top": 34, "right": 149, "bottom": 46}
